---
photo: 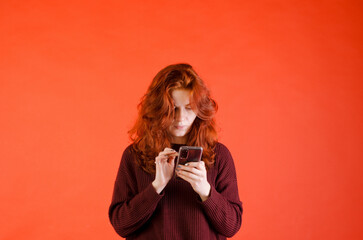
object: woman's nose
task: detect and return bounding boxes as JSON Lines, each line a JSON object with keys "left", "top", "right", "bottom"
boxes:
{"left": 175, "top": 108, "right": 186, "bottom": 121}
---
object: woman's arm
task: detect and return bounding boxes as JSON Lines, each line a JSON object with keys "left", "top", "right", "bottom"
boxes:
{"left": 201, "top": 143, "right": 243, "bottom": 237}
{"left": 108, "top": 147, "right": 162, "bottom": 238}
{"left": 201, "top": 181, "right": 242, "bottom": 237}
{"left": 176, "top": 143, "right": 243, "bottom": 237}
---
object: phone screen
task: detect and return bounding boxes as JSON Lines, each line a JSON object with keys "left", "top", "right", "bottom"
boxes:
{"left": 177, "top": 146, "right": 203, "bottom": 165}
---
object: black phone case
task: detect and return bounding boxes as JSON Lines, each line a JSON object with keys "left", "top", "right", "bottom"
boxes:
{"left": 176, "top": 146, "right": 203, "bottom": 165}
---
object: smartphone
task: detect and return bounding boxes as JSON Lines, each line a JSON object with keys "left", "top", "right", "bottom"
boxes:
{"left": 176, "top": 146, "right": 203, "bottom": 165}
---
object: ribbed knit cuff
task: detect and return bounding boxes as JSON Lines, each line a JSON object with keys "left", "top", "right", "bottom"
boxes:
{"left": 200, "top": 186, "right": 219, "bottom": 211}
{"left": 144, "top": 183, "right": 165, "bottom": 203}
{"left": 132, "top": 183, "right": 165, "bottom": 217}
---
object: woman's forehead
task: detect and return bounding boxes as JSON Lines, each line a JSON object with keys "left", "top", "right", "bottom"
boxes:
{"left": 171, "top": 89, "right": 192, "bottom": 104}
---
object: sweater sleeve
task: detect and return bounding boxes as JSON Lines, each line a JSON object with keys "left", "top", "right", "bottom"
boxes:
{"left": 108, "top": 146, "right": 163, "bottom": 238}
{"left": 201, "top": 143, "right": 243, "bottom": 237}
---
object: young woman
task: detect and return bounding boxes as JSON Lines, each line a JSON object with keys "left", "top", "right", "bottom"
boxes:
{"left": 109, "top": 63, "right": 242, "bottom": 239}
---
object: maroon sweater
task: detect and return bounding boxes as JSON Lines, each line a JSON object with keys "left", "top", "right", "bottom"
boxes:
{"left": 109, "top": 143, "right": 242, "bottom": 239}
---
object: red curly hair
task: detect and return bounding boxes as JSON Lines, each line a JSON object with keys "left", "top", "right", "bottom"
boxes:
{"left": 129, "top": 63, "right": 218, "bottom": 173}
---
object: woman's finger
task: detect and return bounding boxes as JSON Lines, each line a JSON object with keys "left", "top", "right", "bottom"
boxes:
{"left": 176, "top": 169, "right": 200, "bottom": 181}
{"left": 177, "top": 165, "right": 203, "bottom": 177}
{"left": 164, "top": 147, "right": 173, "bottom": 151}
{"left": 178, "top": 162, "right": 205, "bottom": 172}
{"left": 181, "top": 161, "right": 205, "bottom": 169}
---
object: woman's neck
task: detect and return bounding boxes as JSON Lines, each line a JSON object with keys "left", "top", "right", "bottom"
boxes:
{"left": 171, "top": 136, "right": 187, "bottom": 145}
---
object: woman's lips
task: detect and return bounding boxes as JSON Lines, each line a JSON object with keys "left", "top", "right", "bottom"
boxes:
{"left": 174, "top": 125, "right": 186, "bottom": 130}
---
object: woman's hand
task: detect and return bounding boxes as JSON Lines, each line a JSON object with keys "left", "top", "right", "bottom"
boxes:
{"left": 176, "top": 161, "right": 211, "bottom": 201}
{"left": 152, "top": 148, "right": 178, "bottom": 194}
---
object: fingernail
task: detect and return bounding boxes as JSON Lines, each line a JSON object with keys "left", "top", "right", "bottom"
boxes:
{"left": 185, "top": 163, "right": 189, "bottom": 166}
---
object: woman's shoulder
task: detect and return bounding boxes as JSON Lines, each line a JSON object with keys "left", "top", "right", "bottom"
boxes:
{"left": 123, "top": 143, "right": 134, "bottom": 154}
{"left": 213, "top": 142, "right": 238, "bottom": 179}
{"left": 214, "top": 142, "right": 235, "bottom": 167}
{"left": 215, "top": 142, "right": 232, "bottom": 156}
{"left": 120, "top": 144, "right": 137, "bottom": 167}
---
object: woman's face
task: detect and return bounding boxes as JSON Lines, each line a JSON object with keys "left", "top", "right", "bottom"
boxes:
{"left": 168, "top": 89, "right": 197, "bottom": 144}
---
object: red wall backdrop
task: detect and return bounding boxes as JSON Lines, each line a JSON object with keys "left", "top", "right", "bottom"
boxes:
{"left": 1, "top": 0, "right": 362, "bottom": 239}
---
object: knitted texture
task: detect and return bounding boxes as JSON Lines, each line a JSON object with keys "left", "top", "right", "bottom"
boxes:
{"left": 109, "top": 143, "right": 242, "bottom": 239}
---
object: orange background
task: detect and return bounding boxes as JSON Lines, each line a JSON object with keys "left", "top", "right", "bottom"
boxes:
{"left": 1, "top": 0, "right": 362, "bottom": 239}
